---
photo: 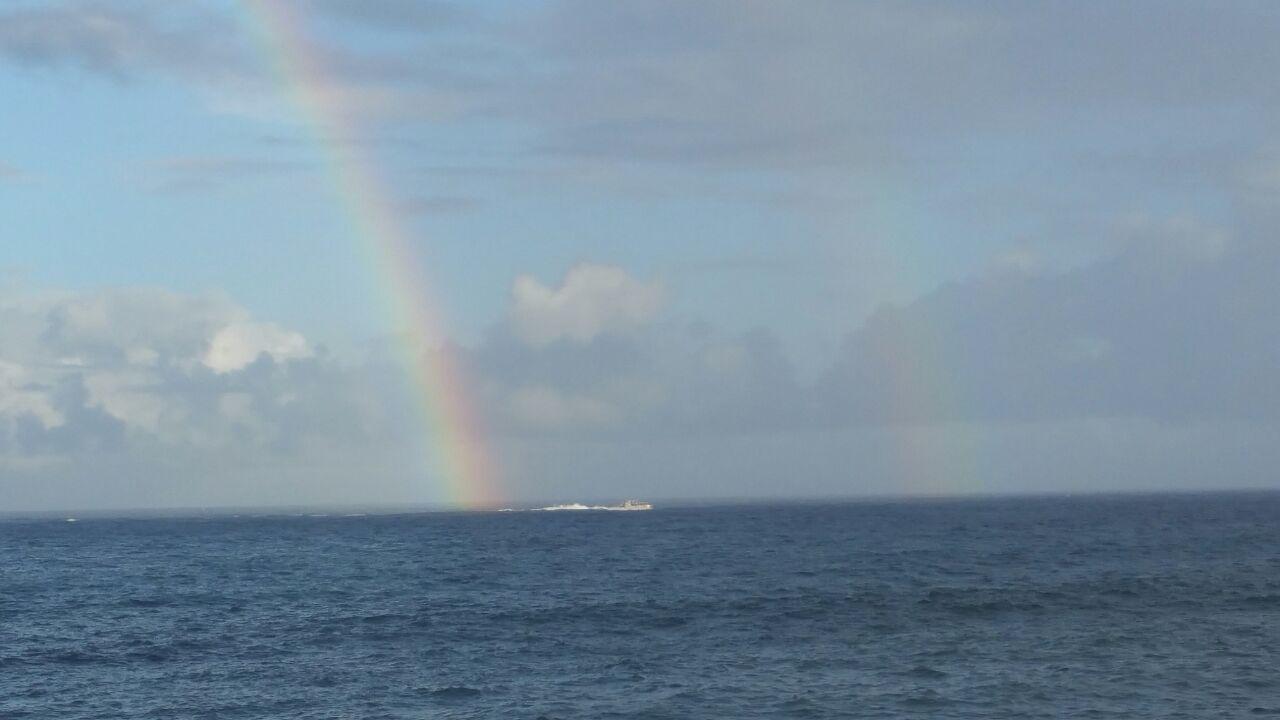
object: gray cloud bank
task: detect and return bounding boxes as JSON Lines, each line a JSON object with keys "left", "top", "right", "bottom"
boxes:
{"left": 4, "top": 232, "right": 1279, "bottom": 510}
{"left": 821, "top": 227, "right": 1280, "bottom": 424}
{"left": 479, "top": 227, "right": 1279, "bottom": 437}
{"left": 0, "top": 1, "right": 248, "bottom": 82}
{"left": 6, "top": 1, "right": 1279, "bottom": 166}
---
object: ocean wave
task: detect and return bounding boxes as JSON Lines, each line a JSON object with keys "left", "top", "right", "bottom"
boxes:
{"left": 424, "top": 686, "right": 482, "bottom": 701}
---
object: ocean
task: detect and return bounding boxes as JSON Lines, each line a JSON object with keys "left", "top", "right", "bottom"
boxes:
{"left": 2, "top": 493, "right": 1279, "bottom": 718}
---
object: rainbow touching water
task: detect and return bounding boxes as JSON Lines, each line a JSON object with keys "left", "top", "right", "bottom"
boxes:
{"left": 239, "top": 1, "right": 499, "bottom": 508}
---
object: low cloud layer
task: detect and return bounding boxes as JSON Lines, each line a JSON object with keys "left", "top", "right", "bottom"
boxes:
{"left": 3, "top": 229, "right": 1279, "bottom": 510}
{"left": 481, "top": 244, "right": 1280, "bottom": 500}
{"left": 480, "top": 233, "right": 1280, "bottom": 437}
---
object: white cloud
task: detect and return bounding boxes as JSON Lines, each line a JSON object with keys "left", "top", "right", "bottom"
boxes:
{"left": 0, "top": 285, "right": 437, "bottom": 510}
{"left": 509, "top": 263, "right": 663, "bottom": 347}
{"left": 0, "top": 360, "right": 62, "bottom": 428}
{"left": 0, "top": 288, "right": 361, "bottom": 459}
{"left": 81, "top": 368, "right": 169, "bottom": 433}
{"left": 203, "top": 321, "right": 311, "bottom": 374}
{"left": 39, "top": 287, "right": 237, "bottom": 361}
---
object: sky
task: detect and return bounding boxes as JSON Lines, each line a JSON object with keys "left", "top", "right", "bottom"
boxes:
{"left": 3, "top": 0, "right": 1280, "bottom": 511}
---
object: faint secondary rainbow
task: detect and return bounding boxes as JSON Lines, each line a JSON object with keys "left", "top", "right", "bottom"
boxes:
{"left": 239, "top": 0, "right": 500, "bottom": 508}
{"left": 812, "top": 180, "right": 984, "bottom": 496}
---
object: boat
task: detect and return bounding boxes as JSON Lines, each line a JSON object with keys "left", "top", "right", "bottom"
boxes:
{"left": 535, "top": 500, "right": 653, "bottom": 511}
{"left": 604, "top": 499, "right": 652, "bottom": 511}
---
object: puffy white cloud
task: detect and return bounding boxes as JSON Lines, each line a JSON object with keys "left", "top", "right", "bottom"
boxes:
{"left": 81, "top": 368, "right": 169, "bottom": 433}
{"left": 203, "top": 321, "right": 311, "bottom": 374}
{"left": 0, "top": 360, "right": 61, "bottom": 428}
{"left": 0, "top": 287, "right": 386, "bottom": 459}
{"left": 508, "top": 264, "right": 663, "bottom": 347}
{"left": 37, "top": 287, "right": 237, "bottom": 363}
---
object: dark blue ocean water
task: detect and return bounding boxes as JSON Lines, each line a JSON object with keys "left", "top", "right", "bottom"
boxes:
{"left": 3, "top": 494, "right": 1280, "bottom": 718}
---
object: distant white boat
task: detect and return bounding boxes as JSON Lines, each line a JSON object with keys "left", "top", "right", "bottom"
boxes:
{"left": 606, "top": 500, "right": 653, "bottom": 511}
{"left": 65, "top": 518, "right": 77, "bottom": 523}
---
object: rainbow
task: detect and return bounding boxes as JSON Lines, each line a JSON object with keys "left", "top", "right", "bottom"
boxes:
{"left": 238, "top": 1, "right": 500, "bottom": 508}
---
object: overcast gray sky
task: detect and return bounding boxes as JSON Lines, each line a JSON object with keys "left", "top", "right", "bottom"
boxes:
{"left": 2, "top": 0, "right": 1279, "bottom": 511}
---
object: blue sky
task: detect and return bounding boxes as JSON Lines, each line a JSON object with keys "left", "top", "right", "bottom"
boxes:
{"left": 3, "top": 0, "right": 1280, "bottom": 510}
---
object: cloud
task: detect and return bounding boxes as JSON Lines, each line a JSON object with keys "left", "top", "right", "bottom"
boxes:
{"left": 477, "top": 221, "right": 1280, "bottom": 441}
{"left": 0, "top": 287, "right": 401, "bottom": 468}
{"left": 35, "top": 288, "right": 237, "bottom": 365}
{"left": 504, "top": 385, "right": 620, "bottom": 431}
{"left": 8, "top": 0, "right": 1279, "bottom": 180}
{"left": 508, "top": 264, "right": 663, "bottom": 347}
{"left": 475, "top": 322, "right": 802, "bottom": 437}
{"left": 396, "top": 195, "right": 481, "bottom": 215}
{"left": 517, "top": 1, "right": 1280, "bottom": 168}
{"left": 306, "top": 0, "right": 471, "bottom": 32}
{"left": 0, "top": 1, "right": 495, "bottom": 128}
{"left": 0, "top": 285, "right": 476, "bottom": 509}
{"left": 466, "top": 234, "right": 1280, "bottom": 500}
{"left": 819, "top": 223, "right": 1280, "bottom": 424}
{"left": 141, "top": 156, "right": 306, "bottom": 193}
{"left": 203, "top": 322, "right": 311, "bottom": 374}
{"left": 4, "top": 226, "right": 1280, "bottom": 509}
{"left": 0, "top": 1, "right": 249, "bottom": 82}
{"left": 472, "top": 265, "right": 801, "bottom": 436}
{"left": 0, "top": 360, "right": 60, "bottom": 427}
